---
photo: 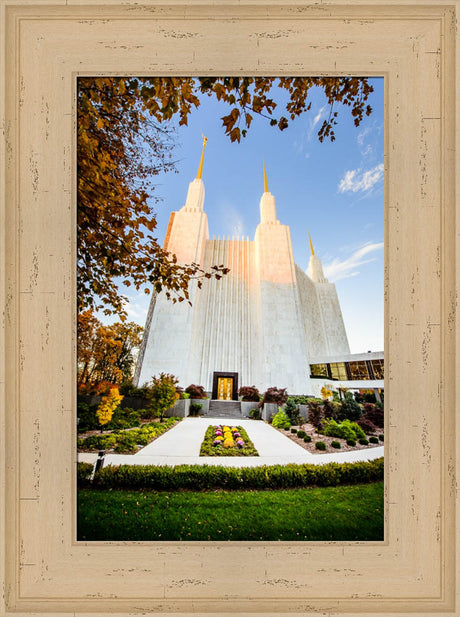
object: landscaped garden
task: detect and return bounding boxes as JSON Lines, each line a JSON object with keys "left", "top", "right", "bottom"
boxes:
{"left": 268, "top": 390, "right": 384, "bottom": 454}
{"left": 77, "top": 416, "right": 181, "bottom": 454}
{"left": 199, "top": 424, "right": 258, "bottom": 456}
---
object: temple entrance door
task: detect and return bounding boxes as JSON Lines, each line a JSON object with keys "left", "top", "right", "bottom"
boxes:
{"left": 217, "top": 377, "right": 233, "bottom": 400}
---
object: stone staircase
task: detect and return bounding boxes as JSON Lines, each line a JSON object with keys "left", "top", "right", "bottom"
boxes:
{"left": 205, "top": 400, "right": 242, "bottom": 418}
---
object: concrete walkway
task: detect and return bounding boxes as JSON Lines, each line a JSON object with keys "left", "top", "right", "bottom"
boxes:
{"left": 78, "top": 417, "right": 384, "bottom": 467}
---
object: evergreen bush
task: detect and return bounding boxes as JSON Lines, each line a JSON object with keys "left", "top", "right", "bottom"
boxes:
{"left": 369, "top": 436, "right": 379, "bottom": 444}
{"left": 346, "top": 439, "right": 356, "bottom": 447}
{"left": 359, "top": 438, "right": 369, "bottom": 446}
{"left": 315, "top": 441, "right": 327, "bottom": 451}
{"left": 297, "top": 430, "right": 306, "bottom": 438}
{"left": 379, "top": 434, "right": 384, "bottom": 441}
{"left": 272, "top": 408, "right": 291, "bottom": 429}
{"left": 337, "top": 392, "right": 363, "bottom": 422}
{"left": 322, "top": 418, "right": 365, "bottom": 441}
{"left": 248, "top": 408, "right": 261, "bottom": 420}
{"left": 303, "top": 435, "right": 311, "bottom": 442}
{"left": 331, "top": 441, "right": 341, "bottom": 449}
{"left": 284, "top": 398, "right": 302, "bottom": 425}
{"left": 290, "top": 428, "right": 297, "bottom": 434}
{"left": 189, "top": 403, "right": 203, "bottom": 417}
{"left": 87, "top": 458, "right": 384, "bottom": 490}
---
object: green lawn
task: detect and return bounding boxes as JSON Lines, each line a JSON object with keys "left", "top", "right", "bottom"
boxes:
{"left": 78, "top": 482, "right": 384, "bottom": 541}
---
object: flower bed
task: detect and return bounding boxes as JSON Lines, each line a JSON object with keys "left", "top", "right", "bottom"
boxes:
{"left": 200, "top": 424, "right": 259, "bottom": 456}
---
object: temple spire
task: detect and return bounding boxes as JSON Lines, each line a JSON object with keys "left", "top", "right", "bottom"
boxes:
{"left": 308, "top": 230, "right": 315, "bottom": 256}
{"left": 263, "top": 159, "right": 269, "bottom": 193}
{"left": 196, "top": 135, "right": 208, "bottom": 180}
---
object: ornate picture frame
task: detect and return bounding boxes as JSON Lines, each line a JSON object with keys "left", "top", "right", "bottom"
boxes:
{"left": 1, "top": 1, "right": 458, "bottom": 615}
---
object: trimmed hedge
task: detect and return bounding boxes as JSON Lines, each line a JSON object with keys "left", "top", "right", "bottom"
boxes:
{"left": 303, "top": 435, "right": 311, "bottom": 443}
{"left": 77, "top": 462, "right": 94, "bottom": 487}
{"left": 315, "top": 441, "right": 327, "bottom": 451}
{"left": 83, "top": 458, "right": 384, "bottom": 490}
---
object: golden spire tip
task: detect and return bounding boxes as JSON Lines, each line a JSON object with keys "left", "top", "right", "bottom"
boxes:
{"left": 196, "top": 134, "right": 208, "bottom": 180}
{"left": 308, "top": 230, "right": 315, "bottom": 256}
{"left": 263, "top": 159, "right": 269, "bottom": 193}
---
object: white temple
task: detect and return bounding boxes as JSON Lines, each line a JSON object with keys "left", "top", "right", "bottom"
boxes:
{"left": 134, "top": 138, "right": 350, "bottom": 397}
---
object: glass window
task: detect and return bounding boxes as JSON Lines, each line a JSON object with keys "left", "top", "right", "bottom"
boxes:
{"left": 371, "top": 359, "right": 384, "bottom": 379}
{"left": 348, "top": 361, "right": 369, "bottom": 380}
{"left": 329, "top": 362, "right": 347, "bottom": 381}
{"left": 310, "top": 363, "right": 328, "bottom": 378}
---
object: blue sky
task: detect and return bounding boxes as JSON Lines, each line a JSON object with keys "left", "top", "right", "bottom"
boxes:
{"left": 117, "top": 78, "right": 384, "bottom": 353}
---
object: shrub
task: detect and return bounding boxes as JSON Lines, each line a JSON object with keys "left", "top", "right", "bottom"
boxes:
{"left": 77, "top": 402, "right": 99, "bottom": 432}
{"left": 337, "top": 393, "right": 362, "bottom": 422}
{"left": 357, "top": 416, "right": 377, "bottom": 435}
{"left": 379, "top": 434, "right": 384, "bottom": 441}
{"left": 359, "top": 438, "right": 369, "bottom": 446}
{"left": 289, "top": 395, "right": 319, "bottom": 405}
{"left": 147, "top": 373, "right": 180, "bottom": 420}
{"left": 303, "top": 435, "right": 311, "bottom": 443}
{"left": 185, "top": 384, "right": 207, "bottom": 399}
{"left": 238, "top": 386, "right": 261, "bottom": 402}
{"left": 290, "top": 428, "right": 297, "bottom": 434}
{"left": 107, "top": 407, "right": 141, "bottom": 430}
{"left": 363, "top": 403, "right": 384, "bottom": 428}
{"left": 346, "top": 439, "right": 356, "bottom": 447}
{"left": 322, "top": 398, "right": 339, "bottom": 421}
{"left": 119, "top": 381, "right": 150, "bottom": 398}
{"left": 284, "top": 398, "right": 302, "bottom": 425}
{"left": 322, "top": 418, "right": 366, "bottom": 442}
{"left": 259, "top": 387, "right": 288, "bottom": 408}
{"left": 307, "top": 399, "right": 323, "bottom": 429}
{"left": 80, "top": 433, "right": 117, "bottom": 451}
{"left": 189, "top": 402, "right": 202, "bottom": 417}
{"left": 272, "top": 408, "right": 290, "bottom": 429}
{"left": 90, "top": 458, "right": 385, "bottom": 490}
{"left": 369, "top": 436, "right": 379, "bottom": 444}
{"left": 363, "top": 391, "right": 377, "bottom": 403}
{"left": 248, "top": 408, "right": 261, "bottom": 420}
{"left": 77, "top": 462, "right": 94, "bottom": 487}
{"left": 284, "top": 427, "right": 290, "bottom": 431}
{"left": 331, "top": 441, "right": 341, "bottom": 449}
{"left": 96, "top": 387, "right": 123, "bottom": 430}
{"left": 315, "top": 441, "right": 326, "bottom": 451}
{"left": 297, "top": 430, "right": 306, "bottom": 438}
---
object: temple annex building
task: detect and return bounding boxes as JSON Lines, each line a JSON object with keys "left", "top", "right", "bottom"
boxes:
{"left": 135, "top": 139, "right": 383, "bottom": 399}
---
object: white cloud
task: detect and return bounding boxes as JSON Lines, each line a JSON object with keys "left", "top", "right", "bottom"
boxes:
{"left": 338, "top": 163, "right": 384, "bottom": 194}
{"left": 323, "top": 242, "right": 384, "bottom": 282}
{"left": 307, "top": 105, "right": 327, "bottom": 140}
{"left": 357, "top": 125, "right": 371, "bottom": 146}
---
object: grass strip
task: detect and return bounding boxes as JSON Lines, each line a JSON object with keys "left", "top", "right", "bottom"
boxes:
{"left": 78, "top": 482, "right": 384, "bottom": 541}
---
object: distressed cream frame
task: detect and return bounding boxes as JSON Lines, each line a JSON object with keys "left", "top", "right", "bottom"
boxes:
{"left": 0, "top": 1, "right": 458, "bottom": 615}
